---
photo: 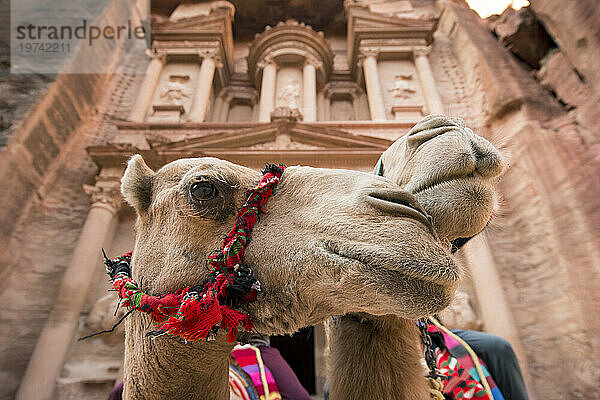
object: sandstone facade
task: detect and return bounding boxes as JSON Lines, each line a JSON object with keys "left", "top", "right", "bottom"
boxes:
{"left": 1, "top": 1, "right": 599, "bottom": 399}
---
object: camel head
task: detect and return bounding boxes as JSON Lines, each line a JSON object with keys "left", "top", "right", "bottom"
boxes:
{"left": 378, "top": 115, "right": 504, "bottom": 242}
{"left": 121, "top": 155, "right": 457, "bottom": 336}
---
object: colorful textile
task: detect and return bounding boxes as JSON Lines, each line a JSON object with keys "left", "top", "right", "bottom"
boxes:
{"left": 103, "top": 164, "right": 286, "bottom": 343}
{"left": 435, "top": 346, "right": 489, "bottom": 399}
{"left": 257, "top": 346, "right": 312, "bottom": 400}
{"left": 428, "top": 324, "right": 504, "bottom": 400}
{"left": 232, "top": 345, "right": 282, "bottom": 400}
{"left": 229, "top": 361, "right": 260, "bottom": 400}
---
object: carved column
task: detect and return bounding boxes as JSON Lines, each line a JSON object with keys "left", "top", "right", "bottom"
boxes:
{"left": 413, "top": 46, "right": 445, "bottom": 115}
{"left": 189, "top": 49, "right": 219, "bottom": 122}
{"left": 129, "top": 52, "right": 166, "bottom": 122}
{"left": 211, "top": 95, "right": 224, "bottom": 122}
{"left": 359, "top": 49, "right": 386, "bottom": 121}
{"left": 258, "top": 57, "right": 277, "bottom": 122}
{"left": 16, "top": 170, "right": 122, "bottom": 400}
{"left": 302, "top": 57, "right": 319, "bottom": 122}
{"left": 350, "top": 87, "right": 362, "bottom": 121}
{"left": 219, "top": 91, "right": 233, "bottom": 122}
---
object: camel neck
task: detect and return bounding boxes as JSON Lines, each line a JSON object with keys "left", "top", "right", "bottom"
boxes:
{"left": 327, "top": 314, "right": 430, "bottom": 400}
{"left": 123, "top": 315, "right": 234, "bottom": 400}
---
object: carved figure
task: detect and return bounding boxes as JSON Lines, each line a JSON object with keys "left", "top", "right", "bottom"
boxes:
{"left": 389, "top": 74, "right": 417, "bottom": 103}
{"left": 159, "top": 75, "right": 192, "bottom": 106}
{"left": 277, "top": 82, "right": 300, "bottom": 109}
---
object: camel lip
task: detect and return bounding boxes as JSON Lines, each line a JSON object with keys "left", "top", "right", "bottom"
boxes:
{"left": 410, "top": 174, "right": 486, "bottom": 196}
{"left": 321, "top": 241, "right": 459, "bottom": 287}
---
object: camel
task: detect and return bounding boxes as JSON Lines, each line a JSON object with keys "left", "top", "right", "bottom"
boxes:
{"left": 327, "top": 115, "right": 504, "bottom": 399}
{"left": 118, "top": 114, "right": 502, "bottom": 399}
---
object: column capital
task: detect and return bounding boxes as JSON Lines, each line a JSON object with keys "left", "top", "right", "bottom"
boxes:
{"left": 413, "top": 46, "right": 432, "bottom": 57}
{"left": 218, "top": 87, "right": 235, "bottom": 103}
{"left": 304, "top": 54, "right": 322, "bottom": 69}
{"left": 146, "top": 49, "right": 167, "bottom": 62}
{"left": 358, "top": 46, "right": 380, "bottom": 60}
{"left": 348, "top": 86, "right": 363, "bottom": 100}
{"left": 83, "top": 169, "right": 122, "bottom": 212}
{"left": 257, "top": 54, "right": 277, "bottom": 70}
{"left": 198, "top": 48, "right": 223, "bottom": 67}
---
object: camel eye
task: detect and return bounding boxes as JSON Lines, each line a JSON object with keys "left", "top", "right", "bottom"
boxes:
{"left": 190, "top": 181, "right": 218, "bottom": 201}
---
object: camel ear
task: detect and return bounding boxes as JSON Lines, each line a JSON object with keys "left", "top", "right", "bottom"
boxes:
{"left": 121, "top": 155, "right": 155, "bottom": 213}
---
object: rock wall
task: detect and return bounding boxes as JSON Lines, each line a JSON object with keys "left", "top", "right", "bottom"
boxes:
{"left": 0, "top": 0, "right": 148, "bottom": 396}
{"left": 437, "top": 2, "right": 600, "bottom": 398}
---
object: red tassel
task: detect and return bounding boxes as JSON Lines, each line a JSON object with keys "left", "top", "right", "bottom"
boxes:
{"left": 140, "top": 289, "right": 188, "bottom": 323}
{"left": 159, "top": 295, "right": 223, "bottom": 341}
{"left": 220, "top": 306, "right": 250, "bottom": 343}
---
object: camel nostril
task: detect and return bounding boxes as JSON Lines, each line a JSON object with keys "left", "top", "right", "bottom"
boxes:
{"left": 474, "top": 151, "right": 504, "bottom": 179}
{"left": 366, "top": 190, "right": 435, "bottom": 234}
{"left": 470, "top": 139, "right": 504, "bottom": 179}
{"left": 368, "top": 190, "right": 426, "bottom": 214}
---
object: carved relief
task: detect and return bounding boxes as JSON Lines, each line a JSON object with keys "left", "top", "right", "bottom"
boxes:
{"left": 277, "top": 82, "right": 301, "bottom": 109}
{"left": 388, "top": 74, "right": 416, "bottom": 103}
{"left": 271, "top": 106, "right": 303, "bottom": 121}
{"left": 247, "top": 134, "right": 320, "bottom": 150}
{"left": 159, "top": 75, "right": 192, "bottom": 106}
{"left": 276, "top": 66, "right": 303, "bottom": 113}
{"left": 149, "top": 63, "right": 200, "bottom": 122}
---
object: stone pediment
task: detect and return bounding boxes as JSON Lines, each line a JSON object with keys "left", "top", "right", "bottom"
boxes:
{"left": 347, "top": 5, "right": 437, "bottom": 64}
{"left": 88, "top": 121, "right": 393, "bottom": 171}
{"left": 349, "top": 6, "right": 437, "bottom": 31}
{"left": 156, "top": 122, "right": 390, "bottom": 153}
{"left": 154, "top": 14, "right": 227, "bottom": 33}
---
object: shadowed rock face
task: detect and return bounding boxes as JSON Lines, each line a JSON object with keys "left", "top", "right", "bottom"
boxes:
{"left": 121, "top": 155, "right": 458, "bottom": 335}
{"left": 151, "top": 0, "right": 345, "bottom": 37}
{"left": 488, "top": 7, "right": 555, "bottom": 69}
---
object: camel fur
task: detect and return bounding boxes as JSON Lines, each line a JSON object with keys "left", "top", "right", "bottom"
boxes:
{"left": 327, "top": 115, "right": 504, "bottom": 400}
{"left": 119, "top": 114, "right": 502, "bottom": 399}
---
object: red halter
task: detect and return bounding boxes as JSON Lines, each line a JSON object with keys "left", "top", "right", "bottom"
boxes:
{"left": 102, "top": 164, "right": 286, "bottom": 343}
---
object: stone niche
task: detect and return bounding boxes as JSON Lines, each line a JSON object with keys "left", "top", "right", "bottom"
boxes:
{"left": 330, "top": 95, "right": 355, "bottom": 120}
{"left": 148, "top": 62, "right": 199, "bottom": 122}
{"left": 227, "top": 102, "right": 253, "bottom": 122}
{"left": 378, "top": 59, "right": 425, "bottom": 121}
{"left": 247, "top": 20, "right": 334, "bottom": 122}
{"left": 322, "top": 80, "right": 367, "bottom": 121}
{"left": 212, "top": 85, "right": 258, "bottom": 122}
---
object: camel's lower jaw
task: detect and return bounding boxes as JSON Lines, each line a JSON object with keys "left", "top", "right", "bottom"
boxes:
{"left": 413, "top": 178, "right": 496, "bottom": 241}
{"left": 360, "top": 267, "right": 458, "bottom": 319}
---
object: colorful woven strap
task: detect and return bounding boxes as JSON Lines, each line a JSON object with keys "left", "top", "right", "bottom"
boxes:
{"left": 104, "top": 164, "right": 286, "bottom": 343}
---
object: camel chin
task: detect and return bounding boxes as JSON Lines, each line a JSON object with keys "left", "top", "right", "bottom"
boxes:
{"left": 413, "top": 177, "right": 496, "bottom": 241}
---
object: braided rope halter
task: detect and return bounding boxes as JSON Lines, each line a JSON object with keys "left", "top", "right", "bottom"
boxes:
{"left": 101, "top": 164, "right": 286, "bottom": 343}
